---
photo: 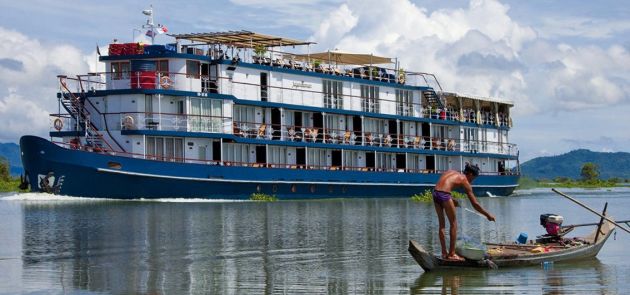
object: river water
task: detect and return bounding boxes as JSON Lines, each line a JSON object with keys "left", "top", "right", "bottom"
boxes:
{"left": 0, "top": 188, "right": 628, "bottom": 294}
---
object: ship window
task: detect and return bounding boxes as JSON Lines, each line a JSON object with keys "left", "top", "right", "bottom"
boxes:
{"left": 360, "top": 85, "right": 379, "bottom": 113}
{"left": 363, "top": 118, "right": 386, "bottom": 136}
{"left": 222, "top": 143, "right": 250, "bottom": 165}
{"left": 177, "top": 100, "right": 185, "bottom": 114}
{"left": 186, "top": 60, "right": 200, "bottom": 78}
{"left": 189, "top": 98, "right": 222, "bottom": 133}
{"left": 146, "top": 136, "right": 184, "bottom": 162}
{"left": 165, "top": 138, "right": 175, "bottom": 160}
{"left": 407, "top": 154, "right": 419, "bottom": 171}
{"left": 463, "top": 127, "right": 478, "bottom": 153}
{"left": 155, "top": 137, "right": 164, "bottom": 160}
{"left": 156, "top": 60, "right": 169, "bottom": 77}
{"left": 268, "top": 146, "right": 287, "bottom": 166}
{"left": 307, "top": 148, "right": 328, "bottom": 169}
{"left": 174, "top": 139, "right": 184, "bottom": 162}
{"left": 396, "top": 89, "right": 413, "bottom": 116}
{"left": 323, "top": 80, "right": 343, "bottom": 109}
{"left": 233, "top": 105, "right": 257, "bottom": 127}
{"left": 375, "top": 153, "right": 395, "bottom": 171}
{"left": 325, "top": 114, "right": 344, "bottom": 136}
{"left": 343, "top": 150, "right": 359, "bottom": 170}
{"left": 111, "top": 62, "right": 130, "bottom": 80}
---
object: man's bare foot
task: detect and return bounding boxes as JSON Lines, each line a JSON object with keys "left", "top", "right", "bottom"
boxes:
{"left": 445, "top": 254, "right": 465, "bottom": 261}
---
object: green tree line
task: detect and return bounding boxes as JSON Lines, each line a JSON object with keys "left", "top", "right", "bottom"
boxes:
{"left": 0, "top": 156, "right": 23, "bottom": 192}
{"left": 519, "top": 162, "right": 625, "bottom": 189}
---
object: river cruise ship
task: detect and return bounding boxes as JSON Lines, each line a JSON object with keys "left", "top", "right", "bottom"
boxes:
{"left": 20, "top": 26, "right": 519, "bottom": 199}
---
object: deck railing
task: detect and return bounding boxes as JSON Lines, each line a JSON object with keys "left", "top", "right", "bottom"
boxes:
{"left": 231, "top": 120, "right": 518, "bottom": 156}
{"left": 116, "top": 112, "right": 230, "bottom": 133}
{"left": 50, "top": 110, "right": 517, "bottom": 156}
{"left": 51, "top": 140, "right": 519, "bottom": 176}
{"left": 71, "top": 71, "right": 512, "bottom": 127}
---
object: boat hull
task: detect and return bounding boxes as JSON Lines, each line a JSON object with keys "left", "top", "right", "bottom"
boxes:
{"left": 20, "top": 135, "right": 519, "bottom": 199}
{"left": 408, "top": 220, "right": 615, "bottom": 271}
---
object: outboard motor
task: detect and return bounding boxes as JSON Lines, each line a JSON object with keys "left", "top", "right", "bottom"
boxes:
{"left": 540, "top": 214, "right": 564, "bottom": 236}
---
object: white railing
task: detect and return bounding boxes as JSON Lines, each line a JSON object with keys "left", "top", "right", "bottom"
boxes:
{"left": 232, "top": 120, "right": 519, "bottom": 156}
{"left": 118, "top": 112, "right": 228, "bottom": 133}
{"left": 72, "top": 72, "right": 513, "bottom": 127}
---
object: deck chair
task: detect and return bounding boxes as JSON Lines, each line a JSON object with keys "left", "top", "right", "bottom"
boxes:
{"left": 310, "top": 128, "right": 319, "bottom": 142}
{"left": 257, "top": 123, "right": 266, "bottom": 138}
{"left": 343, "top": 131, "right": 351, "bottom": 144}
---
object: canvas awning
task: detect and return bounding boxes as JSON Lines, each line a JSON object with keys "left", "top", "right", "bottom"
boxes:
{"left": 295, "top": 51, "right": 393, "bottom": 65}
{"left": 169, "top": 30, "right": 313, "bottom": 48}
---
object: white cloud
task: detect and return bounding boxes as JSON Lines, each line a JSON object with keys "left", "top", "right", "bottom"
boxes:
{"left": 0, "top": 27, "right": 91, "bottom": 142}
{"left": 537, "top": 16, "right": 630, "bottom": 39}
{"left": 310, "top": 0, "right": 630, "bottom": 116}
{"left": 0, "top": 89, "right": 50, "bottom": 141}
{"left": 310, "top": 4, "right": 358, "bottom": 47}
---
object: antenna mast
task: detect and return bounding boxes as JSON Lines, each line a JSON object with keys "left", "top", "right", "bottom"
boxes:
{"left": 142, "top": 5, "right": 155, "bottom": 44}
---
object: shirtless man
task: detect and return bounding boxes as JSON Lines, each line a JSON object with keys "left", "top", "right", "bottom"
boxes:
{"left": 433, "top": 164, "right": 495, "bottom": 261}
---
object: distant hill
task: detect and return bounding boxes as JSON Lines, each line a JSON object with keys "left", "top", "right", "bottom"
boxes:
{"left": 521, "top": 149, "right": 630, "bottom": 180}
{"left": 0, "top": 142, "right": 22, "bottom": 176}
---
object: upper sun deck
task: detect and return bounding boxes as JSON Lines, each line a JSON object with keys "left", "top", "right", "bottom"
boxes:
{"left": 85, "top": 30, "right": 514, "bottom": 120}
{"left": 98, "top": 30, "right": 449, "bottom": 91}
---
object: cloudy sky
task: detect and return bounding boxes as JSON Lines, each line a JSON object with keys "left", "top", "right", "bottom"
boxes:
{"left": 1, "top": 0, "right": 629, "bottom": 161}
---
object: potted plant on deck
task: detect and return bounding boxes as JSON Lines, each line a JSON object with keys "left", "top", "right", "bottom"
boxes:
{"left": 398, "top": 68, "right": 406, "bottom": 84}
{"left": 253, "top": 45, "right": 267, "bottom": 64}
{"left": 313, "top": 59, "right": 322, "bottom": 72}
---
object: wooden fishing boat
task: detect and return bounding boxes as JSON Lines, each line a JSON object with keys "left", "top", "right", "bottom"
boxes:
{"left": 409, "top": 219, "right": 615, "bottom": 271}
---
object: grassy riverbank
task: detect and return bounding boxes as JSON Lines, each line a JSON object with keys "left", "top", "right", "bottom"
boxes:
{"left": 0, "top": 177, "right": 24, "bottom": 193}
{"left": 518, "top": 176, "right": 622, "bottom": 190}
{"left": 0, "top": 157, "right": 25, "bottom": 193}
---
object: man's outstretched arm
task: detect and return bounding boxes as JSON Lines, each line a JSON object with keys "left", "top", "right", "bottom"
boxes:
{"left": 463, "top": 179, "right": 495, "bottom": 221}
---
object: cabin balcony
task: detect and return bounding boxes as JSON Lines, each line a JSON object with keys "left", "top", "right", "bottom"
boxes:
{"left": 49, "top": 110, "right": 517, "bottom": 157}
{"left": 231, "top": 119, "right": 518, "bottom": 156}
{"left": 117, "top": 112, "right": 229, "bottom": 133}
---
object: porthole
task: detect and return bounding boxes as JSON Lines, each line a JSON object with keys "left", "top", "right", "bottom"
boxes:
{"left": 107, "top": 161, "right": 122, "bottom": 169}
{"left": 256, "top": 184, "right": 261, "bottom": 192}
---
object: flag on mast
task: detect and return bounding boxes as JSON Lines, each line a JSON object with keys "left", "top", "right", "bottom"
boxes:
{"left": 157, "top": 25, "right": 168, "bottom": 34}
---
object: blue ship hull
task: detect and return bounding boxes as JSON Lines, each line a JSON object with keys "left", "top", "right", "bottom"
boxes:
{"left": 20, "top": 136, "right": 519, "bottom": 199}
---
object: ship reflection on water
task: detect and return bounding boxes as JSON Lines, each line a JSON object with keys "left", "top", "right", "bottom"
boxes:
{"left": 1, "top": 189, "right": 628, "bottom": 294}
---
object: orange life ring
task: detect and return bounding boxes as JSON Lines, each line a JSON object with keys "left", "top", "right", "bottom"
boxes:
{"left": 122, "top": 116, "right": 135, "bottom": 130}
{"left": 160, "top": 76, "right": 172, "bottom": 89}
{"left": 53, "top": 118, "right": 63, "bottom": 131}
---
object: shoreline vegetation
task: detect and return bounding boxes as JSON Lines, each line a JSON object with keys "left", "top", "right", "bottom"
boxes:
{"left": 411, "top": 190, "right": 467, "bottom": 202}
{"left": 518, "top": 162, "right": 628, "bottom": 190}
{"left": 517, "top": 177, "right": 624, "bottom": 190}
{"left": 0, "top": 178, "right": 23, "bottom": 193}
{"left": 249, "top": 193, "right": 278, "bottom": 202}
{"left": 1, "top": 157, "right": 25, "bottom": 193}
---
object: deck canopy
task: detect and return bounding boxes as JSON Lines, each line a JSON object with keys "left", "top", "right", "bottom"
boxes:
{"left": 169, "top": 30, "right": 313, "bottom": 48}
{"left": 296, "top": 51, "right": 393, "bottom": 65}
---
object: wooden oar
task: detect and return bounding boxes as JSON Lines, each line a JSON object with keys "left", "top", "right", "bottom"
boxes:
{"left": 552, "top": 188, "right": 630, "bottom": 234}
